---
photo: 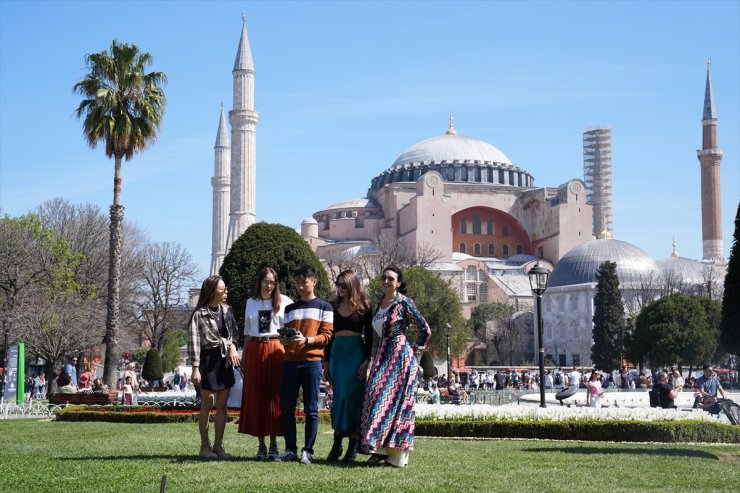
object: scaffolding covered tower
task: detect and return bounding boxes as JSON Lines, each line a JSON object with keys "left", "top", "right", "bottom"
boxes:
{"left": 583, "top": 126, "right": 613, "bottom": 238}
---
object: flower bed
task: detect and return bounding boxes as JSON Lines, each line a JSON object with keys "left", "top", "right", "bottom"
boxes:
{"left": 54, "top": 405, "right": 331, "bottom": 424}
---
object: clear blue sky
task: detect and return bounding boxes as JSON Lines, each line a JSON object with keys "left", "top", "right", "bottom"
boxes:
{"left": 1, "top": 0, "right": 738, "bottom": 278}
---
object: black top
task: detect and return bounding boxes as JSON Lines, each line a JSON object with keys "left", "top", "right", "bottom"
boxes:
{"left": 656, "top": 382, "right": 675, "bottom": 409}
{"left": 323, "top": 309, "right": 373, "bottom": 362}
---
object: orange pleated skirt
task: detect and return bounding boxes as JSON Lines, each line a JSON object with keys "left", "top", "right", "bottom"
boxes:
{"left": 238, "top": 338, "right": 284, "bottom": 437}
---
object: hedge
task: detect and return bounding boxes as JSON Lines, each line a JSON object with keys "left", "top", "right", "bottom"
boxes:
{"left": 415, "top": 419, "right": 740, "bottom": 443}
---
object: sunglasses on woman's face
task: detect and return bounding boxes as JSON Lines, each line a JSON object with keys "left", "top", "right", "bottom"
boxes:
{"left": 335, "top": 281, "right": 347, "bottom": 289}
{"left": 381, "top": 275, "right": 397, "bottom": 282}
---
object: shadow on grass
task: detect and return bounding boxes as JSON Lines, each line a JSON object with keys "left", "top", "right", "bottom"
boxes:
{"left": 56, "top": 455, "right": 384, "bottom": 466}
{"left": 525, "top": 446, "right": 718, "bottom": 460}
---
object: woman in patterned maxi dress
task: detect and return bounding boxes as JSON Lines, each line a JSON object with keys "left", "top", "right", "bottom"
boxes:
{"left": 359, "top": 266, "right": 431, "bottom": 467}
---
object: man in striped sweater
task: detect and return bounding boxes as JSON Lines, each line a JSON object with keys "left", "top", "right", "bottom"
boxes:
{"left": 276, "top": 265, "right": 333, "bottom": 465}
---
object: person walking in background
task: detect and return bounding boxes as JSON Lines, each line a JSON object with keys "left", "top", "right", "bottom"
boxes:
{"left": 65, "top": 356, "right": 78, "bottom": 386}
{"left": 239, "top": 267, "right": 292, "bottom": 461}
{"left": 276, "top": 265, "right": 334, "bottom": 465}
{"left": 586, "top": 371, "right": 605, "bottom": 408}
{"left": 323, "top": 269, "right": 372, "bottom": 463}
{"left": 188, "top": 275, "right": 241, "bottom": 460}
{"left": 360, "top": 266, "right": 431, "bottom": 468}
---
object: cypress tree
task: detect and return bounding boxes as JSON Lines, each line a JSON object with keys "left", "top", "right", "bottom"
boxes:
{"left": 720, "top": 203, "right": 740, "bottom": 359}
{"left": 142, "top": 348, "right": 164, "bottom": 383}
{"left": 591, "top": 261, "right": 625, "bottom": 371}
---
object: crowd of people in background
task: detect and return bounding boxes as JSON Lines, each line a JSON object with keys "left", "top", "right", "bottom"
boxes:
{"left": 419, "top": 364, "right": 732, "bottom": 411}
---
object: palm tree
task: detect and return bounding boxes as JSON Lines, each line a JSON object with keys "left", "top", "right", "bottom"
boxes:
{"left": 73, "top": 40, "right": 167, "bottom": 388}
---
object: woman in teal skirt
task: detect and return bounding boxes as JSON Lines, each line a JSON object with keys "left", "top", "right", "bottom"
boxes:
{"left": 323, "top": 269, "right": 372, "bottom": 462}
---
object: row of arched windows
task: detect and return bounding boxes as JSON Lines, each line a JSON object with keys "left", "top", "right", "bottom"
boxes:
{"left": 459, "top": 215, "right": 509, "bottom": 236}
{"left": 459, "top": 242, "right": 523, "bottom": 256}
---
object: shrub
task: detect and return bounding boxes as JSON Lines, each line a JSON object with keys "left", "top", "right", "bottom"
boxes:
{"left": 141, "top": 348, "right": 164, "bottom": 383}
{"left": 415, "top": 419, "right": 740, "bottom": 443}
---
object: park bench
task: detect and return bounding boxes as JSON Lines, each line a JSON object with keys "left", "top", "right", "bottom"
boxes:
{"left": 48, "top": 391, "right": 118, "bottom": 407}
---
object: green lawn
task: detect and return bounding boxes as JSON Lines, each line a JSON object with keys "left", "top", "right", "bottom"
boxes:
{"left": 0, "top": 419, "right": 738, "bottom": 492}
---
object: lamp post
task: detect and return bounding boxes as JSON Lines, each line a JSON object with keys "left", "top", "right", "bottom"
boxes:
{"left": 444, "top": 323, "right": 452, "bottom": 385}
{"left": 528, "top": 263, "right": 550, "bottom": 408}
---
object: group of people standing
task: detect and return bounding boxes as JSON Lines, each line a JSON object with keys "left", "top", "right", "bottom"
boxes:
{"left": 187, "top": 264, "right": 431, "bottom": 467}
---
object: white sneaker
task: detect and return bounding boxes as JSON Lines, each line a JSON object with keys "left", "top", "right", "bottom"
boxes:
{"left": 300, "top": 450, "right": 313, "bottom": 465}
{"left": 276, "top": 450, "right": 298, "bottom": 462}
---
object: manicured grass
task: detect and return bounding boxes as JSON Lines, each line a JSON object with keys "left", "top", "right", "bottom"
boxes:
{"left": 0, "top": 419, "right": 738, "bottom": 492}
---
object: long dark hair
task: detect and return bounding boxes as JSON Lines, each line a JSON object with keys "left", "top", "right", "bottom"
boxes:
{"left": 253, "top": 266, "right": 283, "bottom": 313}
{"left": 333, "top": 269, "right": 370, "bottom": 315}
{"left": 190, "top": 275, "right": 225, "bottom": 325}
{"left": 382, "top": 266, "right": 406, "bottom": 295}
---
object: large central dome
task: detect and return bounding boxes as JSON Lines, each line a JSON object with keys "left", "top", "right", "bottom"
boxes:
{"left": 391, "top": 134, "right": 513, "bottom": 169}
{"left": 369, "top": 121, "right": 533, "bottom": 192}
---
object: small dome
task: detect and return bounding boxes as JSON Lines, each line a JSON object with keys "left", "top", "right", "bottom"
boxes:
{"left": 391, "top": 134, "right": 512, "bottom": 169}
{"left": 656, "top": 256, "right": 707, "bottom": 286}
{"left": 549, "top": 239, "right": 661, "bottom": 288}
{"left": 301, "top": 217, "right": 318, "bottom": 224}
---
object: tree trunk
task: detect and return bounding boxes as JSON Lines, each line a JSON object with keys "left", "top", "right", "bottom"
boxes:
{"left": 103, "top": 156, "right": 124, "bottom": 389}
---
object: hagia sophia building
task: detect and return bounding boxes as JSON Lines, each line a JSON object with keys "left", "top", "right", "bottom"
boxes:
{"left": 209, "top": 19, "right": 726, "bottom": 368}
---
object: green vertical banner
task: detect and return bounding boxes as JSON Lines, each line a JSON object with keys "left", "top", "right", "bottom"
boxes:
{"left": 17, "top": 343, "right": 24, "bottom": 404}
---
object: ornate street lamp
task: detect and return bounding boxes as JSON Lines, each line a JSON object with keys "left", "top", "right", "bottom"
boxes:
{"left": 528, "top": 263, "right": 550, "bottom": 408}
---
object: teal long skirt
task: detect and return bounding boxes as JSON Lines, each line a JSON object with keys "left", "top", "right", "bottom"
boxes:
{"left": 328, "top": 336, "right": 365, "bottom": 434}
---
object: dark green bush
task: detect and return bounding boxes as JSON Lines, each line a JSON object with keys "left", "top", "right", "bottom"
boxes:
{"left": 141, "top": 348, "right": 164, "bottom": 383}
{"left": 415, "top": 419, "right": 740, "bottom": 443}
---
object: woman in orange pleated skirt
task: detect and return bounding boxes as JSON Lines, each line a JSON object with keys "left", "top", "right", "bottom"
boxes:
{"left": 238, "top": 267, "right": 292, "bottom": 460}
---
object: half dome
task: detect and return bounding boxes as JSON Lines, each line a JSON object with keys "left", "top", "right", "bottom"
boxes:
{"left": 549, "top": 238, "right": 661, "bottom": 288}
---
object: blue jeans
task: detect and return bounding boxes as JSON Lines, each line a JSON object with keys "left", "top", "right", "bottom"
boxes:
{"left": 280, "top": 360, "right": 322, "bottom": 454}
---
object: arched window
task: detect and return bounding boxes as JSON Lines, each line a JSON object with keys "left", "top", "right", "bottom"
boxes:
{"left": 488, "top": 243, "right": 495, "bottom": 255}
{"left": 465, "top": 266, "right": 478, "bottom": 281}
{"left": 516, "top": 244, "right": 523, "bottom": 254}
{"left": 502, "top": 244, "right": 509, "bottom": 256}
{"left": 474, "top": 243, "right": 481, "bottom": 255}
{"left": 487, "top": 220, "right": 494, "bottom": 235}
{"left": 538, "top": 247, "right": 544, "bottom": 259}
{"left": 459, "top": 242, "right": 466, "bottom": 254}
{"left": 460, "top": 219, "right": 467, "bottom": 234}
{"left": 502, "top": 226, "right": 509, "bottom": 236}
{"left": 472, "top": 214, "right": 481, "bottom": 234}
{"left": 479, "top": 282, "right": 488, "bottom": 302}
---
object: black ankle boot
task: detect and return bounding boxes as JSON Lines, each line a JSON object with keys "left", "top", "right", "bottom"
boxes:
{"left": 326, "top": 435, "right": 343, "bottom": 461}
{"left": 342, "top": 438, "right": 357, "bottom": 462}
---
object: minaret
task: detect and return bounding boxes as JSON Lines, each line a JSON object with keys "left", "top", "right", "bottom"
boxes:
{"left": 697, "top": 58, "right": 724, "bottom": 262}
{"left": 210, "top": 103, "right": 231, "bottom": 275}
{"left": 226, "top": 15, "right": 259, "bottom": 249}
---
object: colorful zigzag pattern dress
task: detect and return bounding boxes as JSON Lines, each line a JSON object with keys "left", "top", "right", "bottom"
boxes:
{"left": 360, "top": 293, "right": 431, "bottom": 466}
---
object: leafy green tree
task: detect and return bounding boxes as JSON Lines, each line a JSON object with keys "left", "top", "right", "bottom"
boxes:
{"left": 720, "top": 203, "right": 740, "bottom": 359}
{"left": 160, "top": 329, "right": 183, "bottom": 372}
{"left": 629, "top": 293, "right": 721, "bottom": 368}
{"left": 220, "top": 222, "right": 331, "bottom": 328}
{"left": 470, "top": 302, "right": 529, "bottom": 365}
{"left": 369, "top": 266, "right": 468, "bottom": 361}
{"left": 591, "top": 261, "right": 626, "bottom": 371}
{"left": 142, "top": 348, "right": 164, "bottom": 383}
{"left": 74, "top": 40, "right": 167, "bottom": 388}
